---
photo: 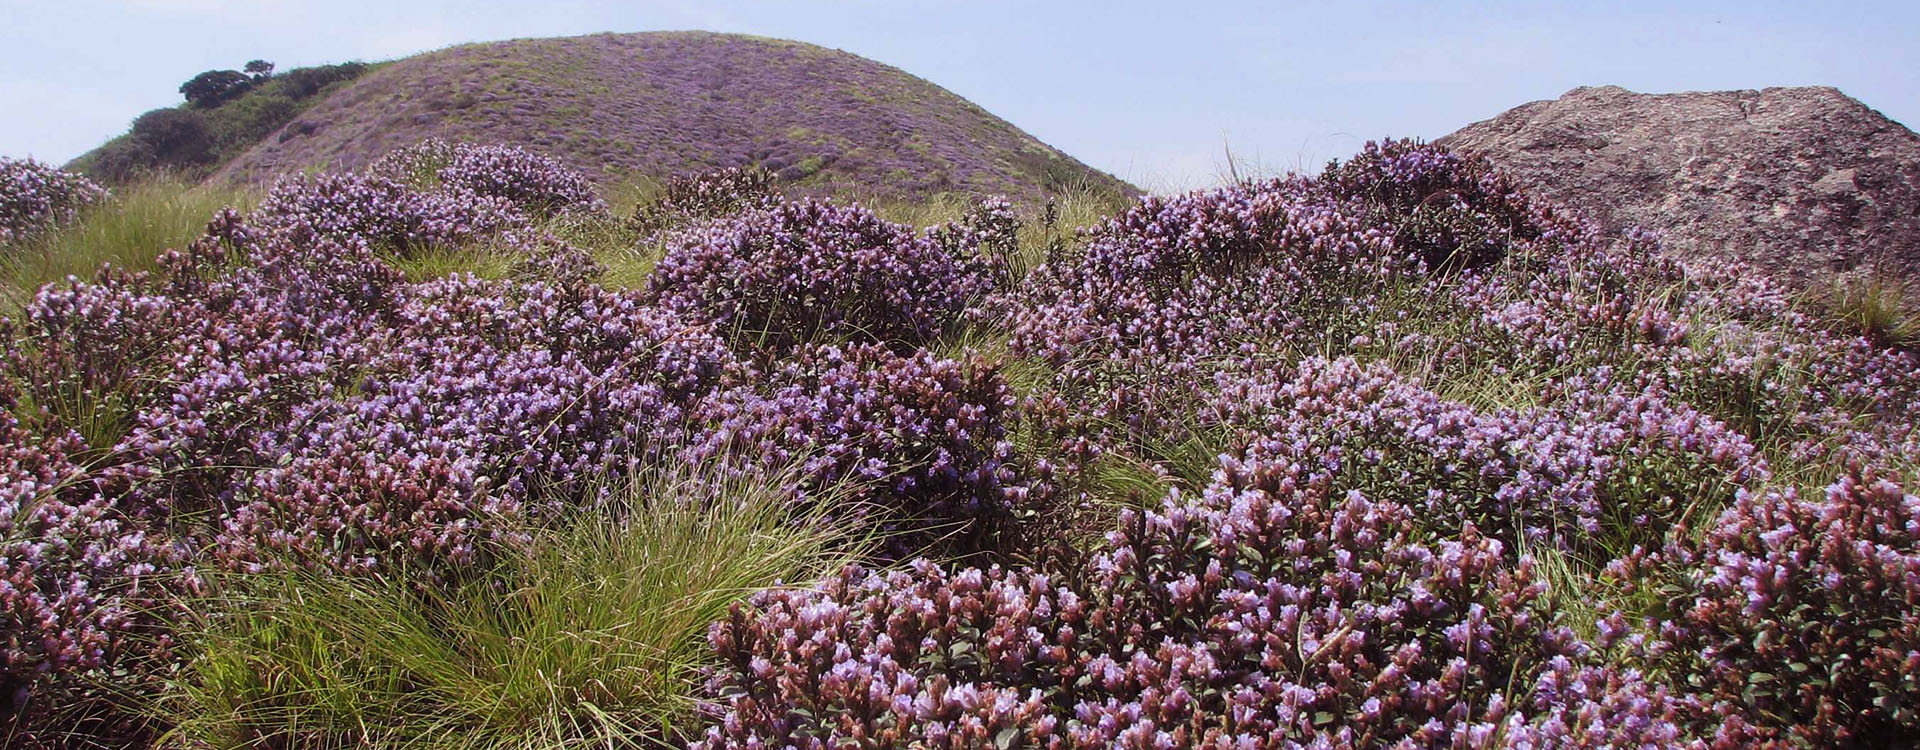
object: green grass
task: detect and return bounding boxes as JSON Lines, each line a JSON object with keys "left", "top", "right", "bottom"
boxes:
{"left": 868, "top": 180, "right": 1129, "bottom": 284}
{"left": 1808, "top": 272, "right": 1920, "bottom": 350}
{"left": 2, "top": 175, "right": 255, "bottom": 311}
{"left": 599, "top": 173, "right": 665, "bottom": 219}
{"left": 159, "top": 465, "right": 871, "bottom": 750}
{"left": 383, "top": 243, "right": 516, "bottom": 283}
{"left": 540, "top": 208, "right": 657, "bottom": 290}
{"left": 11, "top": 378, "right": 139, "bottom": 458}
{"left": 598, "top": 247, "right": 662, "bottom": 290}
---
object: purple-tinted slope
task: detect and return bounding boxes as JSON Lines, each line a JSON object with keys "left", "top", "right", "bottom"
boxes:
{"left": 214, "top": 31, "right": 1133, "bottom": 202}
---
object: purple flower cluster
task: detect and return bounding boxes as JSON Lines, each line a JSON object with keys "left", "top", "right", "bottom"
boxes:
{"left": 213, "top": 276, "right": 741, "bottom": 573}
{"left": 0, "top": 375, "right": 185, "bottom": 707}
{"left": 252, "top": 170, "right": 532, "bottom": 253}
{"left": 1215, "top": 358, "right": 1767, "bottom": 565}
{"left": 649, "top": 199, "right": 995, "bottom": 356}
{"left": 253, "top": 142, "right": 607, "bottom": 287}
{"left": 369, "top": 138, "right": 608, "bottom": 217}
{"left": 1664, "top": 471, "right": 1920, "bottom": 746}
{"left": 687, "top": 344, "right": 1019, "bottom": 556}
{"left": 697, "top": 443, "right": 1700, "bottom": 748}
{"left": 0, "top": 157, "right": 108, "bottom": 246}
{"left": 928, "top": 196, "right": 1022, "bottom": 285}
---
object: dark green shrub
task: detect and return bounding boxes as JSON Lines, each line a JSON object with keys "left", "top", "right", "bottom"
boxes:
{"left": 178, "top": 70, "right": 251, "bottom": 108}
{"left": 83, "top": 137, "right": 160, "bottom": 184}
{"left": 129, "top": 108, "right": 214, "bottom": 167}
{"left": 275, "top": 62, "right": 369, "bottom": 99}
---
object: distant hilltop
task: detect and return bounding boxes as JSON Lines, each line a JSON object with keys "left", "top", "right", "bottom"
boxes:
{"left": 1441, "top": 85, "right": 1920, "bottom": 292}
{"left": 170, "top": 31, "right": 1132, "bottom": 203}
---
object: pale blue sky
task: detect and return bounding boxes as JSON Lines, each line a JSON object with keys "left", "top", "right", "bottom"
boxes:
{"left": 2, "top": 0, "right": 1915, "bottom": 191}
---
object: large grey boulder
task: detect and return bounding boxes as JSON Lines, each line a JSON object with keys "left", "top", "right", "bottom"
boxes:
{"left": 1439, "top": 85, "right": 1920, "bottom": 291}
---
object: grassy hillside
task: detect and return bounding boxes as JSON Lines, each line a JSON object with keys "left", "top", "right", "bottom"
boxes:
{"left": 208, "top": 31, "right": 1132, "bottom": 203}
{"left": 64, "top": 62, "right": 374, "bottom": 184}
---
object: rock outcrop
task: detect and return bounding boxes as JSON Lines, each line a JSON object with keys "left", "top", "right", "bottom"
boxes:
{"left": 1440, "top": 85, "right": 1920, "bottom": 291}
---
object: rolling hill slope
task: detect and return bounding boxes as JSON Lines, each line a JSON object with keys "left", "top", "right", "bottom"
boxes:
{"left": 209, "top": 31, "right": 1132, "bottom": 202}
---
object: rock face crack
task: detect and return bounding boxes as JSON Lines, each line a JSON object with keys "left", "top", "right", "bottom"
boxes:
{"left": 1440, "top": 85, "right": 1920, "bottom": 291}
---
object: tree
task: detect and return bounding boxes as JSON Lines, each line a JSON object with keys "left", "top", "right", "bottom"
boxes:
{"left": 131, "top": 108, "right": 214, "bottom": 166}
{"left": 179, "top": 69, "right": 251, "bottom": 108}
{"left": 244, "top": 59, "right": 275, "bottom": 80}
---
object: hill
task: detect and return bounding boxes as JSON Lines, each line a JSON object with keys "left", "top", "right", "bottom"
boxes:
{"left": 1439, "top": 85, "right": 1920, "bottom": 292}
{"left": 205, "top": 31, "right": 1131, "bottom": 202}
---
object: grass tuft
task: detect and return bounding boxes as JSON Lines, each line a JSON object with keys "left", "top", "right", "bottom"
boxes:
{"left": 383, "top": 243, "right": 516, "bottom": 283}
{"left": 3, "top": 175, "right": 255, "bottom": 311}
{"left": 160, "top": 463, "right": 869, "bottom": 749}
{"left": 1809, "top": 272, "right": 1920, "bottom": 350}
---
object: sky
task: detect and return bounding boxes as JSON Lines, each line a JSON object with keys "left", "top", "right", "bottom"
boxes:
{"left": 2, "top": 0, "right": 1915, "bottom": 192}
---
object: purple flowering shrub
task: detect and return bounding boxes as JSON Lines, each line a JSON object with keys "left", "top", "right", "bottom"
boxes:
{"left": 1213, "top": 358, "right": 1767, "bottom": 574}
{"left": 105, "top": 212, "right": 406, "bottom": 517}
{"left": 0, "top": 375, "right": 185, "bottom": 734}
{"left": 5, "top": 267, "right": 197, "bottom": 456}
{"left": 1318, "top": 139, "right": 1547, "bottom": 273}
{"left": 218, "top": 277, "right": 740, "bottom": 572}
{"left": 927, "top": 196, "right": 1022, "bottom": 284}
{"left": 0, "top": 144, "right": 708, "bottom": 724}
{"left": 697, "top": 440, "right": 1703, "bottom": 748}
{"left": 252, "top": 170, "right": 531, "bottom": 253}
{"left": 369, "top": 138, "right": 608, "bottom": 218}
{"left": 255, "top": 141, "right": 610, "bottom": 291}
{"left": 1660, "top": 470, "right": 1920, "bottom": 747}
{"left": 687, "top": 344, "right": 1019, "bottom": 556}
{"left": 0, "top": 157, "right": 109, "bottom": 247}
{"left": 650, "top": 199, "right": 995, "bottom": 356}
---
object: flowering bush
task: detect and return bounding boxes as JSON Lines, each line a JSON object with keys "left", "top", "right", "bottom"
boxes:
{"left": 252, "top": 170, "right": 531, "bottom": 253}
{"left": 0, "top": 145, "right": 703, "bottom": 730}
{"left": 650, "top": 199, "right": 994, "bottom": 356}
{"left": 687, "top": 344, "right": 1019, "bottom": 556}
{"left": 696, "top": 442, "right": 1701, "bottom": 748}
{"left": 0, "top": 375, "right": 185, "bottom": 735}
{"left": 928, "top": 196, "right": 1022, "bottom": 285}
{"left": 1662, "top": 470, "right": 1920, "bottom": 747}
{"left": 0, "top": 157, "right": 109, "bottom": 246}
{"left": 369, "top": 138, "right": 608, "bottom": 217}
{"left": 1210, "top": 358, "right": 1768, "bottom": 575}
{"left": 217, "top": 277, "right": 740, "bottom": 573}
